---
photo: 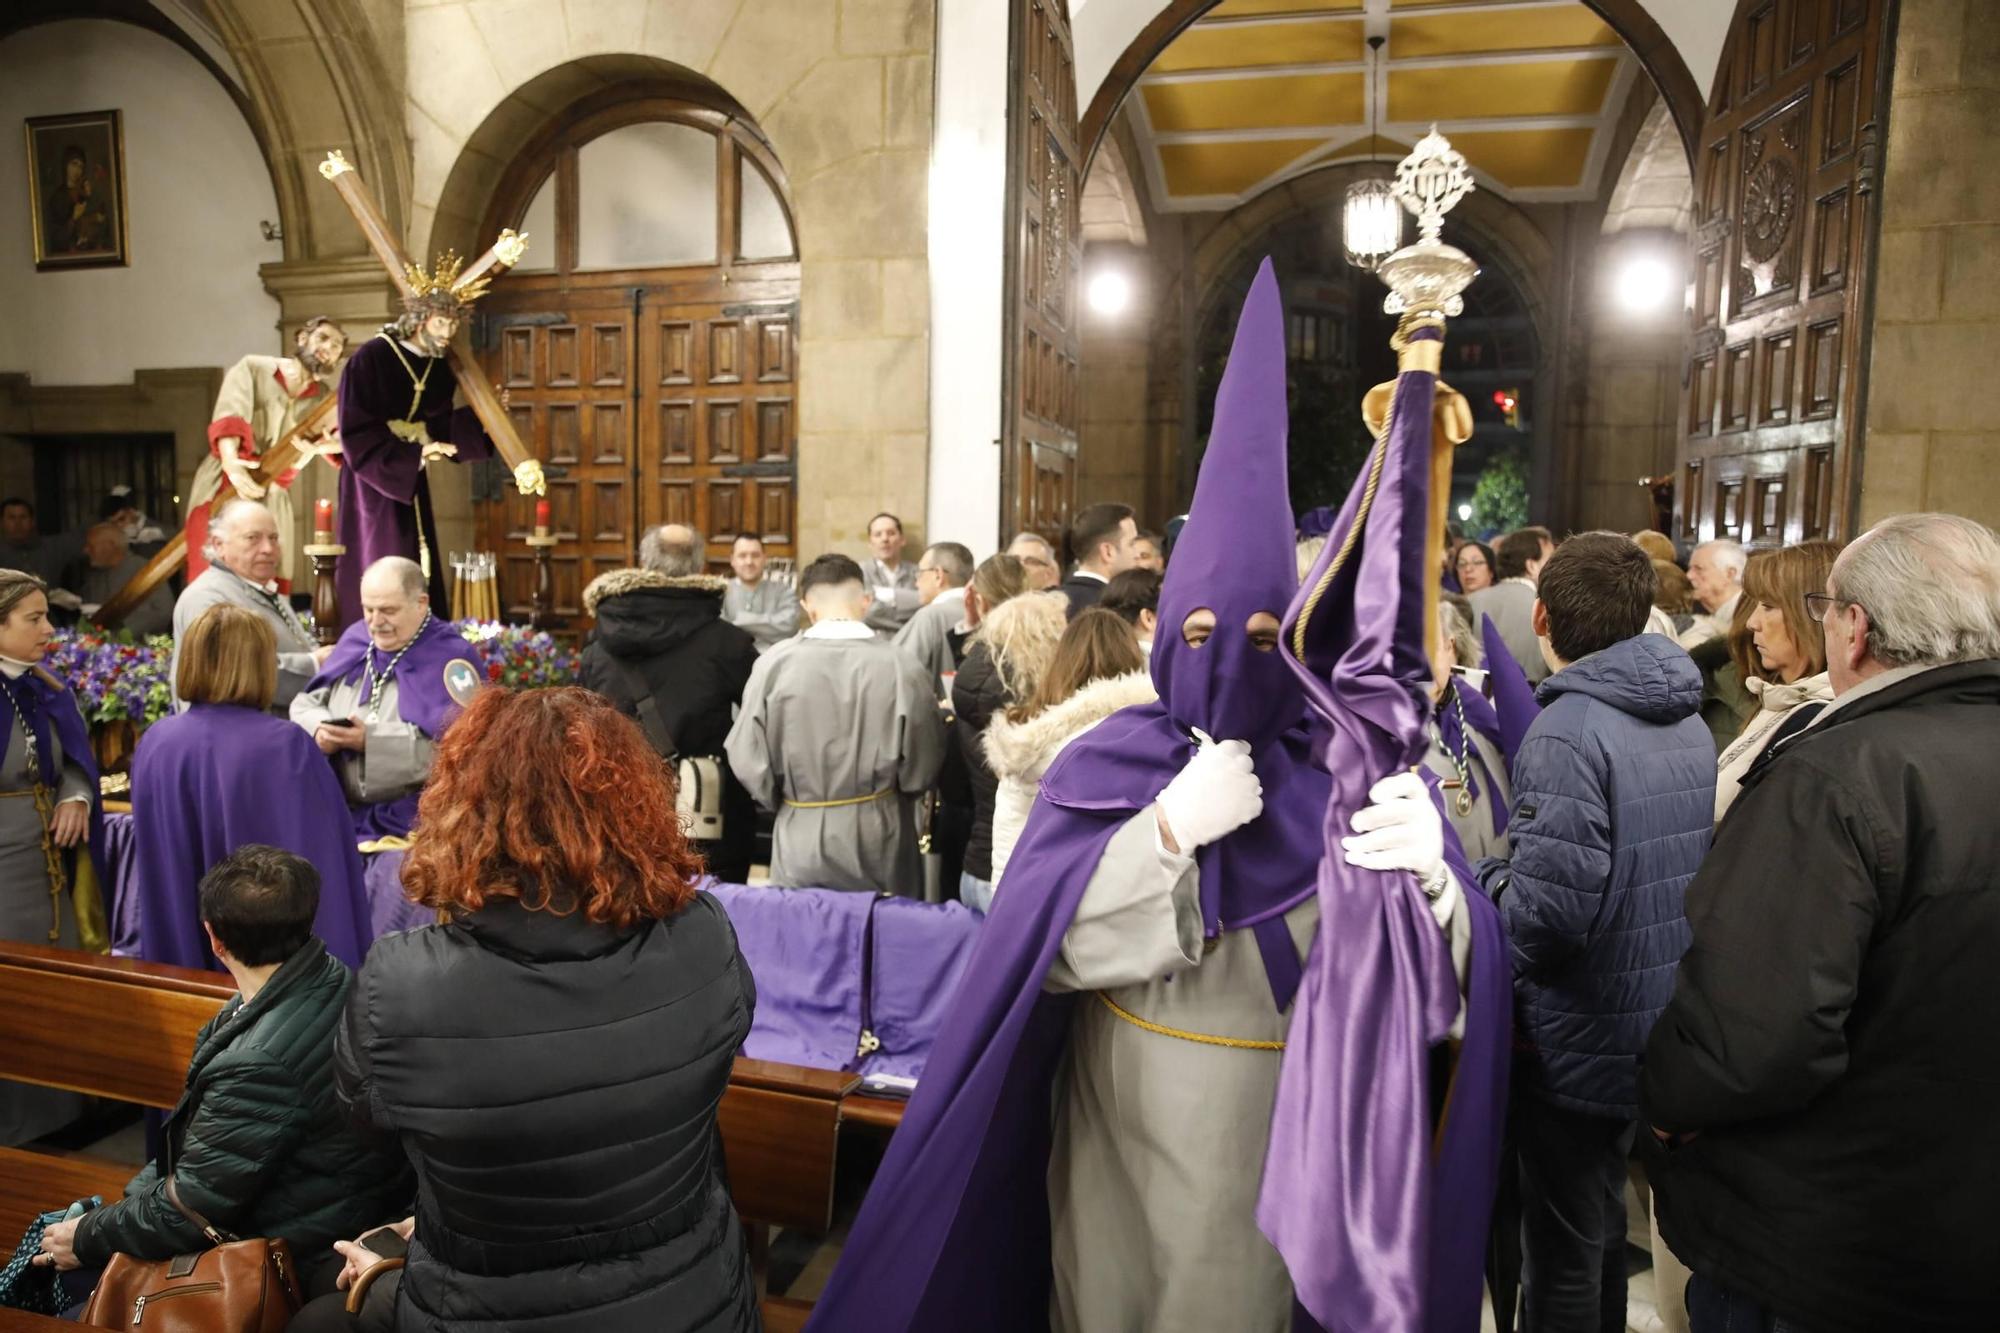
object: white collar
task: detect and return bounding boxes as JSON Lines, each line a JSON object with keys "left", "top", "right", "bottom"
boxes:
{"left": 932, "top": 586, "right": 966, "bottom": 610}
{"left": 1812, "top": 662, "right": 1941, "bottom": 726}
{"left": 803, "top": 618, "right": 876, "bottom": 641}
{"left": 214, "top": 559, "right": 282, "bottom": 598}
{"left": 0, "top": 656, "right": 35, "bottom": 680}
{"left": 1072, "top": 568, "right": 1109, "bottom": 585}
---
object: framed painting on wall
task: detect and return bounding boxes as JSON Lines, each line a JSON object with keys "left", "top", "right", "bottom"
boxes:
{"left": 25, "top": 109, "right": 128, "bottom": 270}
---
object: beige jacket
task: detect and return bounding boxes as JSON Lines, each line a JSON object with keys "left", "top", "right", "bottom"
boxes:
{"left": 982, "top": 670, "right": 1157, "bottom": 889}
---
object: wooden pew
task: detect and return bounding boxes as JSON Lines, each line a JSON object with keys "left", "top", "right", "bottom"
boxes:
{"left": 0, "top": 942, "right": 877, "bottom": 1325}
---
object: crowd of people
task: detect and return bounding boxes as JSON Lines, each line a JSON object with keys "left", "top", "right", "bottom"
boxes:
{"left": 0, "top": 456, "right": 1994, "bottom": 1333}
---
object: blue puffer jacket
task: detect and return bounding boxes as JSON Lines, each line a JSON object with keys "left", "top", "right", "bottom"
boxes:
{"left": 1477, "top": 632, "right": 1714, "bottom": 1117}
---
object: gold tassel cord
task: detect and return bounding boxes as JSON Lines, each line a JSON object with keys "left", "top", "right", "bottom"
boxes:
{"left": 1094, "top": 990, "right": 1286, "bottom": 1052}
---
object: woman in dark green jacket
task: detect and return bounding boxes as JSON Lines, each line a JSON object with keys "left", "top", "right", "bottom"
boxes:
{"left": 34, "top": 844, "right": 410, "bottom": 1302}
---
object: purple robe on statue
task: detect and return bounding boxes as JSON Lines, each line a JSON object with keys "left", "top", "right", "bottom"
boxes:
{"left": 333, "top": 335, "right": 497, "bottom": 630}
{"left": 813, "top": 261, "right": 1504, "bottom": 1333}
{"left": 130, "top": 703, "right": 372, "bottom": 970}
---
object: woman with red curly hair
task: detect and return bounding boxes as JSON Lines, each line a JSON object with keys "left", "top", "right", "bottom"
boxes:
{"left": 329, "top": 686, "right": 756, "bottom": 1333}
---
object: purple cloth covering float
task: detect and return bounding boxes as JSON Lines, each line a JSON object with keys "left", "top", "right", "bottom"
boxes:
{"left": 361, "top": 848, "right": 432, "bottom": 938}
{"left": 1264, "top": 322, "right": 1510, "bottom": 1332}
{"left": 129, "top": 703, "right": 371, "bottom": 969}
{"left": 859, "top": 895, "right": 982, "bottom": 1083}
{"left": 808, "top": 259, "right": 1334, "bottom": 1332}
{"left": 704, "top": 881, "right": 872, "bottom": 1071}
{"left": 334, "top": 336, "right": 497, "bottom": 629}
{"left": 105, "top": 813, "right": 141, "bottom": 955}
{"left": 1481, "top": 612, "right": 1542, "bottom": 769}
{"left": 306, "top": 615, "right": 481, "bottom": 840}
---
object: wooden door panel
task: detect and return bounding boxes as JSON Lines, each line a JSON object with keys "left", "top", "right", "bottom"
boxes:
{"left": 1674, "top": 0, "right": 1888, "bottom": 547}
{"left": 709, "top": 400, "right": 744, "bottom": 464}
{"left": 1002, "top": 0, "right": 1081, "bottom": 544}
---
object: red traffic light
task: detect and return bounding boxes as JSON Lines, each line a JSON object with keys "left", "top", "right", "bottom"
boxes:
{"left": 1492, "top": 390, "right": 1517, "bottom": 411}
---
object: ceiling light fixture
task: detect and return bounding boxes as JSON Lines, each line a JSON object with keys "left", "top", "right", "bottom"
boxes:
{"left": 1343, "top": 35, "right": 1402, "bottom": 272}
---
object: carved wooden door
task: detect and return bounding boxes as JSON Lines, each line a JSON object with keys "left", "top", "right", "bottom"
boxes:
{"left": 1002, "top": 0, "right": 1083, "bottom": 545}
{"left": 1677, "top": 0, "right": 1892, "bottom": 547}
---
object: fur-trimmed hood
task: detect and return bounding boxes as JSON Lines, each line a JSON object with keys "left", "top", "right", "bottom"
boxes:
{"left": 583, "top": 568, "right": 726, "bottom": 616}
{"left": 982, "top": 669, "right": 1156, "bottom": 783}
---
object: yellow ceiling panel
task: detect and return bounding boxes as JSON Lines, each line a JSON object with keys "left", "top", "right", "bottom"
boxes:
{"left": 1159, "top": 138, "right": 1329, "bottom": 197}
{"left": 1154, "top": 19, "right": 1366, "bottom": 73}
{"left": 1390, "top": 7, "right": 1620, "bottom": 59}
{"left": 1324, "top": 134, "right": 1413, "bottom": 161}
{"left": 1446, "top": 127, "right": 1597, "bottom": 189}
{"left": 1143, "top": 70, "right": 1367, "bottom": 132}
{"left": 1208, "top": 0, "right": 1366, "bottom": 15}
{"left": 1386, "top": 57, "right": 1617, "bottom": 121}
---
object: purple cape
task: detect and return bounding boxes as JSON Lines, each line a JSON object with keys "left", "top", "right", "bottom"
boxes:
{"left": 0, "top": 670, "right": 108, "bottom": 917}
{"left": 308, "top": 614, "right": 477, "bottom": 841}
{"left": 334, "top": 335, "right": 496, "bottom": 629}
{"left": 1481, "top": 613, "right": 1543, "bottom": 769}
{"left": 129, "top": 704, "right": 372, "bottom": 970}
{"left": 1263, "top": 324, "right": 1510, "bottom": 1330}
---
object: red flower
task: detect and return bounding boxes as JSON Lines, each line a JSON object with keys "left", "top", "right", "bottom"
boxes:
{"left": 486, "top": 661, "right": 503, "bottom": 682}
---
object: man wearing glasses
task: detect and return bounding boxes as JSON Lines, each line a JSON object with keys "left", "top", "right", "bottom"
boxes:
{"left": 1643, "top": 513, "right": 2000, "bottom": 1333}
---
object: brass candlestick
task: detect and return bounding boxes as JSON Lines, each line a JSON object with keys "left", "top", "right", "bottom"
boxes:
{"left": 303, "top": 535, "right": 345, "bottom": 646}
{"left": 527, "top": 527, "right": 559, "bottom": 629}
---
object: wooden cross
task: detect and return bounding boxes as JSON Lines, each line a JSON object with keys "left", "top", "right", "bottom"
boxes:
{"left": 96, "top": 151, "right": 544, "bottom": 630}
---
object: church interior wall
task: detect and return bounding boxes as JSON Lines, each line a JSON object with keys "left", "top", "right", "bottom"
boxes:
{"left": 0, "top": 20, "right": 285, "bottom": 389}
{"left": 401, "top": 0, "right": 937, "bottom": 564}
{"left": 1857, "top": 0, "right": 2000, "bottom": 528}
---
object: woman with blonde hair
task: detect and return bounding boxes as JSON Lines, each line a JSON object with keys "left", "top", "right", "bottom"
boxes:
{"left": 951, "top": 572, "right": 1062, "bottom": 910}
{"left": 0, "top": 569, "right": 106, "bottom": 1143}
{"left": 983, "top": 608, "right": 1152, "bottom": 887}
{"left": 1714, "top": 539, "right": 1841, "bottom": 818}
{"left": 130, "top": 603, "right": 370, "bottom": 970}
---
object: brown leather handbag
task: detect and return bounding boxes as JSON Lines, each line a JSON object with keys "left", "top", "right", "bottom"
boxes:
{"left": 79, "top": 1179, "right": 302, "bottom": 1332}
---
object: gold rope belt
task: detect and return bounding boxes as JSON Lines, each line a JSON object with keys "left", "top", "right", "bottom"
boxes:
{"left": 1094, "top": 990, "right": 1285, "bottom": 1051}
{"left": 784, "top": 787, "right": 893, "bottom": 809}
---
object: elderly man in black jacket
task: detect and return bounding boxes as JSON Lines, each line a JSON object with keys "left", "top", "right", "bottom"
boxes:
{"left": 580, "top": 523, "right": 759, "bottom": 881}
{"left": 35, "top": 845, "right": 411, "bottom": 1304}
{"left": 1642, "top": 512, "right": 2000, "bottom": 1333}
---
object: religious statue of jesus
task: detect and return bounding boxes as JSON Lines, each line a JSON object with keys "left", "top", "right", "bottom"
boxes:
{"left": 333, "top": 251, "right": 542, "bottom": 630}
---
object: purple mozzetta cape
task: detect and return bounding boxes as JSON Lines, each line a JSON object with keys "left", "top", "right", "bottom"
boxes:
{"left": 306, "top": 615, "right": 480, "bottom": 840}
{"left": 812, "top": 262, "right": 1504, "bottom": 1332}
{"left": 1481, "top": 612, "right": 1543, "bottom": 768}
{"left": 1262, "top": 322, "right": 1510, "bottom": 1331}
{"left": 0, "top": 669, "right": 108, "bottom": 921}
{"left": 130, "top": 704, "right": 371, "bottom": 970}
{"left": 333, "top": 335, "right": 496, "bottom": 630}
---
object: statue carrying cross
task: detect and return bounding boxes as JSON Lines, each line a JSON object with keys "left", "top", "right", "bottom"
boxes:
{"left": 317, "top": 150, "right": 546, "bottom": 630}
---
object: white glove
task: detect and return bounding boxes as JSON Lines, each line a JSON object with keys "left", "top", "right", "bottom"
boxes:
{"left": 1155, "top": 735, "right": 1263, "bottom": 854}
{"left": 1342, "top": 770, "right": 1454, "bottom": 926}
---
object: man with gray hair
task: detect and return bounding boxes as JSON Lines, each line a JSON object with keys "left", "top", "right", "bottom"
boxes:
{"left": 1006, "top": 531, "right": 1060, "bottom": 591}
{"left": 893, "top": 541, "right": 977, "bottom": 686}
{"left": 1642, "top": 512, "right": 2000, "bottom": 1333}
{"left": 580, "top": 523, "right": 759, "bottom": 880}
{"left": 1675, "top": 537, "right": 1747, "bottom": 649}
{"left": 171, "top": 497, "right": 327, "bottom": 710}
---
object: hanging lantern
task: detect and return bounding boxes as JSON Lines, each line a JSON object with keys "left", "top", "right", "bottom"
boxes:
{"left": 1343, "top": 177, "right": 1402, "bottom": 272}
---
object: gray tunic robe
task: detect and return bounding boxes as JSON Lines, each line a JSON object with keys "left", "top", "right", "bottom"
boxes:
{"left": 171, "top": 562, "right": 319, "bottom": 710}
{"left": 1044, "top": 813, "right": 1471, "bottom": 1333}
{"left": 1423, "top": 718, "right": 1513, "bottom": 864}
{"left": 722, "top": 576, "right": 800, "bottom": 652}
{"left": 891, "top": 588, "right": 967, "bottom": 691}
{"left": 724, "top": 627, "right": 946, "bottom": 896}
{"left": 289, "top": 674, "right": 432, "bottom": 807}
{"left": 861, "top": 557, "right": 920, "bottom": 637}
{"left": 0, "top": 688, "right": 88, "bottom": 1144}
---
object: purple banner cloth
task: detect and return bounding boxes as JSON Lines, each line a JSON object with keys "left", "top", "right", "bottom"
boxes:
{"left": 128, "top": 704, "right": 371, "bottom": 970}
{"left": 362, "top": 849, "right": 433, "bottom": 938}
{"left": 859, "top": 896, "right": 982, "bottom": 1082}
{"left": 703, "top": 881, "right": 872, "bottom": 1071}
{"left": 105, "top": 813, "right": 141, "bottom": 956}
{"left": 1482, "top": 613, "right": 1542, "bottom": 770}
{"left": 1266, "top": 325, "right": 1510, "bottom": 1331}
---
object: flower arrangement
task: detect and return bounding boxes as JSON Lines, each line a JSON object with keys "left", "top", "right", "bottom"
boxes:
{"left": 455, "top": 620, "right": 581, "bottom": 690}
{"left": 44, "top": 629, "right": 175, "bottom": 726}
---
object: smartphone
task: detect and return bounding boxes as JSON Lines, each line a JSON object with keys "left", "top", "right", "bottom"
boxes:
{"left": 356, "top": 1227, "right": 409, "bottom": 1260}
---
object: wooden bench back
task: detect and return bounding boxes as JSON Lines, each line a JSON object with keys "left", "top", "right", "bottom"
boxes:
{"left": 0, "top": 943, "right": 852, "bottom": 1233}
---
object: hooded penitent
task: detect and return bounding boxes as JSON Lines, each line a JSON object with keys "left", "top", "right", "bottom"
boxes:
{"left": 806, "top": 259, "right": 1334, "bottom": 1332}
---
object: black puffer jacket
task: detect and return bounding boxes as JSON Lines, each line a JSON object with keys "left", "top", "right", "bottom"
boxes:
{"left": 580, "top": 570, "right": 759, "bottom": 881}
{"left": 73, "top": 939, "right": 411, "bottom": 1267}
{"left": 1642, "top": 662, "right": 2000, "bottom": 1333}
{"left": 950, "top": 641, "right": 1008, "bottom": 883}
{"left": 336, "top": 892, "right": 757, "bottom": 1333}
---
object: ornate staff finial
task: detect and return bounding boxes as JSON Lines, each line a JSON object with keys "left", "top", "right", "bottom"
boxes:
{"left": 1374, "top": 126, "right": 1480, "bottom": 321}
{"left": 318, "top": 150, "right": 353, "bottom": 181}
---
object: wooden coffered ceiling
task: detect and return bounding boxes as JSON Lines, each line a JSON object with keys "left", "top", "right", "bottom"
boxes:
{"left": 1129, "top": 0, "right": 1642, "bottom": 211}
